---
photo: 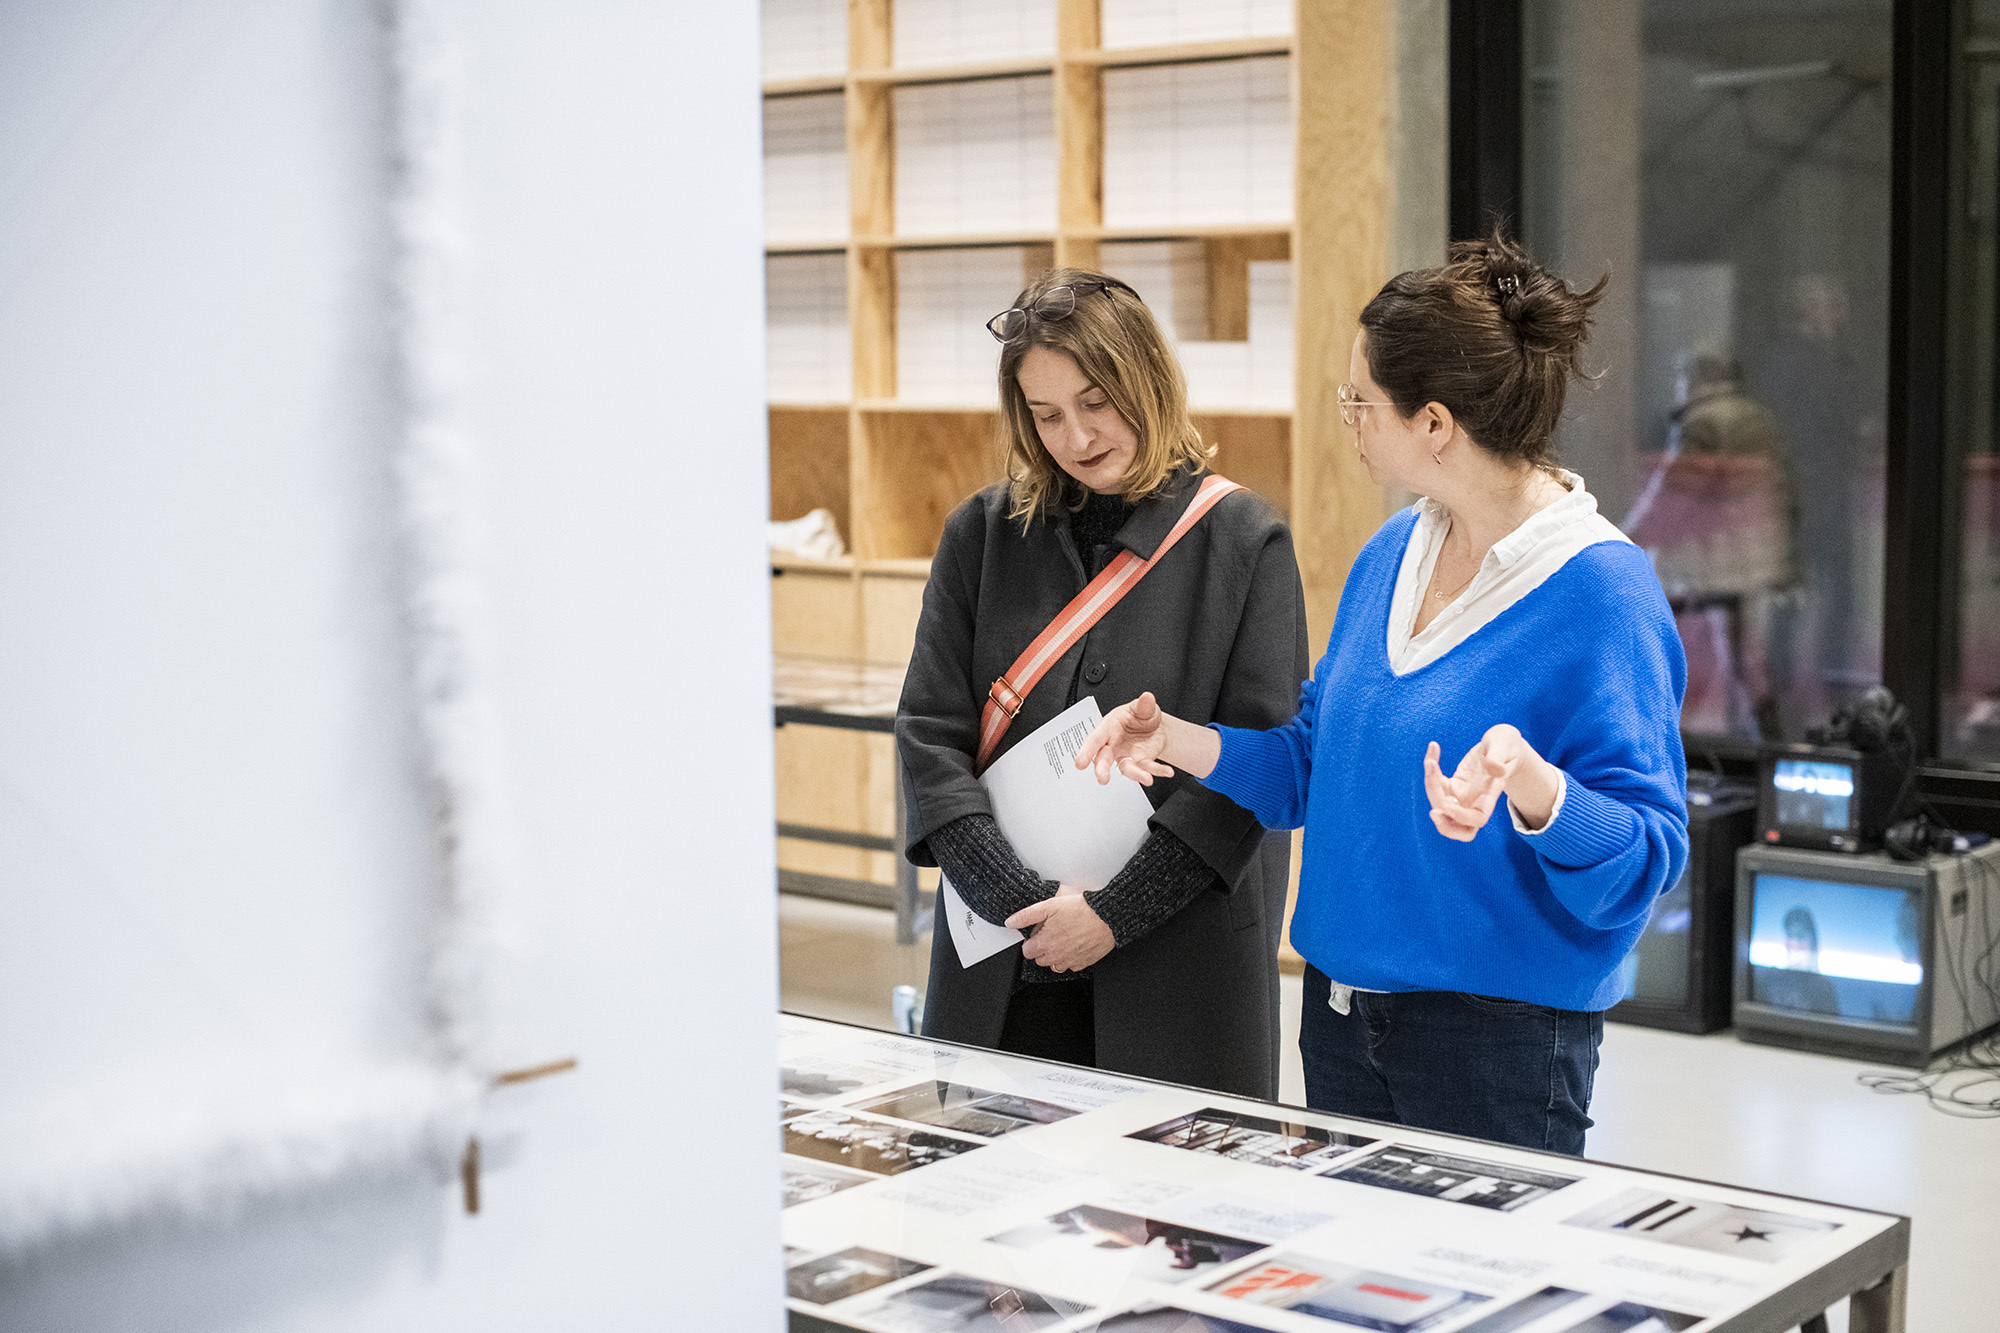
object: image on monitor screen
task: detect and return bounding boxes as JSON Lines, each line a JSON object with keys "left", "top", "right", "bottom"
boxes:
{"left": 1771, "top": 759, "right": 1855, "bottom": 831}
{"left": 1748, "top": 874, "right": 1921, "bottom": 1026}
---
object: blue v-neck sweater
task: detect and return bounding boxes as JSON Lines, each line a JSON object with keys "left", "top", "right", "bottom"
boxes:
{"left": 1204, "top": 508, "right": 1689, "bottom": 1012}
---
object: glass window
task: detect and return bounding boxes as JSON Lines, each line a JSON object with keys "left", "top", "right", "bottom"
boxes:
{"left": 1521, "top": 0, "right": 1893, "bottom": 743}
{"left": 1946, "top": 2, "right": 2000, "bottom": 765}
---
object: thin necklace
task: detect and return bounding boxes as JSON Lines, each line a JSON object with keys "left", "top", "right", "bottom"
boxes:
{"left": 1431, "top": 563, "right": 1479, "bottom": 602}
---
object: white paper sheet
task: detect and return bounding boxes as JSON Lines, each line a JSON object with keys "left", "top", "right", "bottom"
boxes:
{"left": 942, "top": 874, "right": 1024, "bottom": 966}
{"left": 945, "top": 697, "right": 1158, "bottom": 969}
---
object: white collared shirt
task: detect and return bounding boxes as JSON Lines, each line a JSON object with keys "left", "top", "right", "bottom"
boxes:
{"left": 1386, "top": 470, "right": 1631, "bottom": 677}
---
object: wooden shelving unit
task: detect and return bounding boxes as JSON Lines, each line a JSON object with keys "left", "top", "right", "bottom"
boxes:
{"left": 767, "top": 0, "right": 1395, "bottom": 896}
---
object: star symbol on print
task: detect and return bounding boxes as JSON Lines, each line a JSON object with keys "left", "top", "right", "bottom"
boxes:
{"left": 1731, "top": 1226, "right": 1775, "bottom": 1244}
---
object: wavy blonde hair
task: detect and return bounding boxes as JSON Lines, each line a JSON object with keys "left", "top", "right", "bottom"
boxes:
{"left": 996, "top": 267, "right": 1213, "bottom": 529}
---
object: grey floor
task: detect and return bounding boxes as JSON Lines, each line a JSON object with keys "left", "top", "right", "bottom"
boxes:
{"left": 780, "top": 893, "right": 2000, "bottom": 1332}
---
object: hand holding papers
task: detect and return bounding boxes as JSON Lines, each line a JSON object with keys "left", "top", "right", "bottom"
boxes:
{"left": 942, "top": 698, "right": 1157, "bottom": 970}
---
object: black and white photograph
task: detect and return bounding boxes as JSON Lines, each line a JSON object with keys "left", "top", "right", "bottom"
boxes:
{"left": 1129, "top": 1109, "right": 1377, "bottom": 1172}
{"left": 1208, "top": 1254, "right": 1488, "bottom": 1332}
{"left": 855, "top": 1080, "right": 1078, "bottom": 1138}
{"left": 783, "top": 1158, "right": 876, "bottom": 1209}
{"left": 1087, "top": 1305, "right": 1288, "bottom": 1332}
{"left": 785, "top": 1109, "right": 986, "bottom": 1177}
{"left": 786, "top": 1247, "right": 934, "bottom": 1305}
{"left": 853, "top": 1273, "right": 1091, "bottom": 1332}
{"left": 988, "top": 1204, "right": 1267, "bottom": 1286}
{"left": 1563, "top": 1189, "right": 1841, "bottom": 1263}
{"left": 1455, "top": 1286, "right": 1703, "bottom": 1333}
{"left": 1320, "top": 1148, "right": 1579, "bottom": 1212}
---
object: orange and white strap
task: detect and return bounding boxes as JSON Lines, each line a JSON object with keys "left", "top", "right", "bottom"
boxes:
{"left": 973, "top": 474, "right": 1242, "bottom": 774}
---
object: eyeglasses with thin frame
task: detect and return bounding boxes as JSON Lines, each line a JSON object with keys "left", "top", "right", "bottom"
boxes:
{"left": 1337, "top": 382, "right": 1393, "bottom": 427}
{"left": 987, "top": 278, "right": 1139, "bottom": 343}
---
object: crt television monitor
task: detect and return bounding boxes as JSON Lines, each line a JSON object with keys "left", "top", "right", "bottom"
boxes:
{"left": 1727, "top": 841, "right": 2000, "bottom": 1067}
{"left": 1609, "top": 782, "right": 1756, "bottom": 1034}
{"left": 1755, "top": 743, "right": 1898, "bottom": 853}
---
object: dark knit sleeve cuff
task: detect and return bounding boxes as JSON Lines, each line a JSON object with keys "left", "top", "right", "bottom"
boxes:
{"left": 1520, "top": 771, "right": 1645, "bottom": 868}
{"left": 927, "top": 813, "right": 1059, "bottom": 928}
{"left": 1088, "top": 826, "right": 1219, "bottom": 949}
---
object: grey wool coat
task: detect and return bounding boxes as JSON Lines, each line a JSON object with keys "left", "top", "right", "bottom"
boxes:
{"left": 896, "top": 467, "right": 1310, "bottom": 1099}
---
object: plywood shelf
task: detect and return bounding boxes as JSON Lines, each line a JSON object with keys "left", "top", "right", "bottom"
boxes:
{"left": 1070, "top": 35, "right": 1294, "bottom": 68}
{"left": 766, "top": 239, "right": 849, "bottom": 255}
{"left": 852, "top": 57, "right": 1058, "bottom": 87}
{"left": 764, "top": 76, "right": 847, "bottom": 96}
{"left": 1085, "top": 222, "right": 1295, "bottom": 242}
{"left": 854, "top": 231, "right": 1060, "bottom": 250}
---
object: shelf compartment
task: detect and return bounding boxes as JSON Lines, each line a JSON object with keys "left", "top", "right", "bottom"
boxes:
{"left": 769, "top": 405, "right": 852, "bottom": 541}
{"left": 853, "top": 408, "right": 1002, "bottom": 560}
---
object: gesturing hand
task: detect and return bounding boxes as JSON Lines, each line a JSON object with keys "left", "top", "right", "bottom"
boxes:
{"left": 1007, "top": 888, "right": 1115, "bottom": 973}
{"left": 1075, "top": 691, "right": 1176, "bottom": 787}
{"left": 1423, "top": 723, "right": 1559, "bottom": 842}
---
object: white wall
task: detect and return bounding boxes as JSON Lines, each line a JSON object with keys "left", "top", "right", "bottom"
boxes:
{"left": 0, "top": 1, "right": 778, "bottom": 1328}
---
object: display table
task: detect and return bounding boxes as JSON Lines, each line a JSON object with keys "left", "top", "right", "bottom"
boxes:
{"left": 781, "top": 1015, "right": 1908, "bottom": 1333}
{"left": 774, "top": 658, "right": 929, "bottom": 944}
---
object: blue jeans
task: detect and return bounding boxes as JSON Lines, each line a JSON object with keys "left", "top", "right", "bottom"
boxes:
{"left": 1299, "top": 965, "right": 1602, "bottom": 1156}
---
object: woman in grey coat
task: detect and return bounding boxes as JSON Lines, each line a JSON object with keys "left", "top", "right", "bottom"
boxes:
{"left": 895, "top": 268, "right": 1308, "bottom": 1099}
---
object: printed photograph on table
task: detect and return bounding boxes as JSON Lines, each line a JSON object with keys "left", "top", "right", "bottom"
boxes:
{"left": 787, "top": 1247, "right": 934, "bottom": 1305}
{"left": 784, "top": 1157, "right": 876, "bottom": 1209}
{"left": 783, "top": 1099, "right": 818, "bottom": 1121}
{"left": 785, "top": 1109, "right": 985, "bottom": 1177}
{"left": 784, "top": 1051, "right": 950, "bottom": 1101}
{"left": 1453, "top": 1286, "right": 1700, "bottom": 1332}
{"left": 848, "top": 1272, "right": 1092, "bottom": 1332}
{"left": 1563, "top": 1188, "right": 1840, "bottom": 1263}
{"left": 1090, "top": 1305, "right": 1291, "bottom": 1332}
{"left": 1130, "top": 1108, "right": 1377, "bottom": 1172}
{"left": 1209, "top": 1255, "right": 1488, "bottom": 1331}
{"left": 1320, "top": 1148, "right": 1579, "bottom": 1212}
{"left": 987, "top": 1204, "right": 1267, "bottom": 1286}
{"left": 854, "top": 1081, "right": 1078, "bottom": 1138}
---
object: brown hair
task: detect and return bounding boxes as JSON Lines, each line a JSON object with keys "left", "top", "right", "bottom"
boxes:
{"left": 997, "top": 267, "right": 1212, "bottom": 528}
{"left": 1358, "top": 231, "right": 1606, "bottom": 468}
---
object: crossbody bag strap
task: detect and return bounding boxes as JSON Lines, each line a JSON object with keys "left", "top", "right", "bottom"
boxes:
{"left": 973, "top": 474, "right": 1242, "bottom": 775}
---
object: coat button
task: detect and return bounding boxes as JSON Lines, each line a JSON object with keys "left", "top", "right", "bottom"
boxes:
{"left": 1083, "top": 661, "right": 1107, "bottom": 685}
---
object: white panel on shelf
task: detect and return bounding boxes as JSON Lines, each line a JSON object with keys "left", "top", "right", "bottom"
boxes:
{"left": 1099, "top": 240, "right": 1208, "bottom": 343}
{"left": 767, "top": 252, "right": 852, "bottom": 403}
{"left": 1100, "top": 0, "right": 1292, "bottom": 49}
{"left": 1102, "top": 56, "right": 1292, "bottom": 229}
{"left": 895, "top": 247, "right": 1025, "bottom": 404}
{"left": 893, "top": 0, "right": 1056, "bottom": 68}
{"left": 762, "top": 0, "right": 848, "bottom": 82}
{"left": 894, "top": 76, "right": 1056, "bottom": 237}
{"left": 1121, "top": 252, "right": 1290, "bottom": 411}
{"left": 764, "top": 93, "right": 849, "bottom": 245}
{"left": 1244, "top": 258, "right": 1293, "bottom": 409}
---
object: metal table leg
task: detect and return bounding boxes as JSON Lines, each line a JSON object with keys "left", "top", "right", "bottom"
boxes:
{"left": 1847, "top": 1264, "right": 1907, "bottom": 1333}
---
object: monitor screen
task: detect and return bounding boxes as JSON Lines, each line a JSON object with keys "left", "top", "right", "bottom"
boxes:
{"left": 1617, "top": 871, "right": 1691, "bottom": 1007}
{"left": 1771, "top": 759, "right": 1855, "bottom": 832}
{"left": 1747, "top": 874, "right": 1922, "bottom": 1026}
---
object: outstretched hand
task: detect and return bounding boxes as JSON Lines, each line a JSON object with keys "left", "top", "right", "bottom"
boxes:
{"left": 1075, "top": 691, "right": 1177, "bottom": 787}
{"left": 1423, "top": 723, "right": 1557, "bottom": 841}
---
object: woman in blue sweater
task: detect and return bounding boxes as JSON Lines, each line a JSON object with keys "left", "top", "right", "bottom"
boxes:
{"left": 1077, "top": 234, "right": 1689, "bottom": 1155}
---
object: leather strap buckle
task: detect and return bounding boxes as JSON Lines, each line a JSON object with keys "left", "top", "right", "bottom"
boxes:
{"left": 988, "top": 677, "right": 1025, "bottom": 719}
